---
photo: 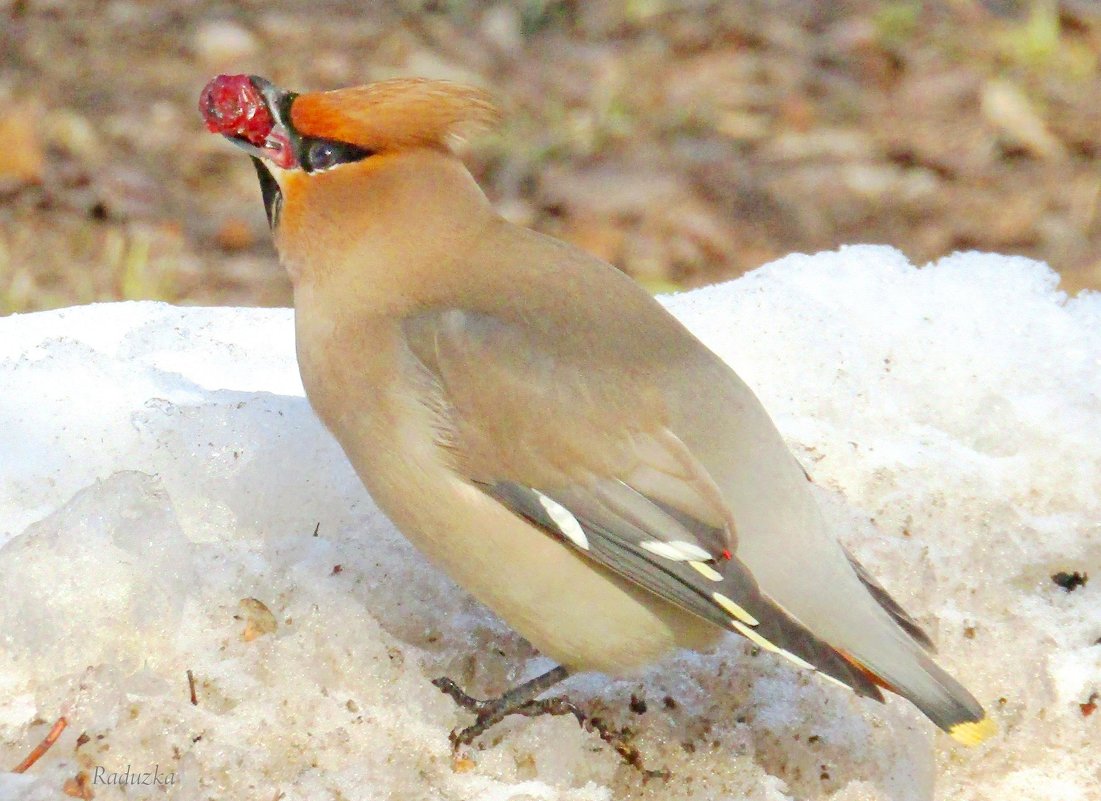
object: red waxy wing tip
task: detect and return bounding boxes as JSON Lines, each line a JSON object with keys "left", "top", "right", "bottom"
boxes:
{"left": 199, "top": 74, "right": 274, "bottom": 146}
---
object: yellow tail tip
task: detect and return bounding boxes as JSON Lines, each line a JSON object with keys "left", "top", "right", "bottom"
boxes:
{"left": 948, "top": 716, "right": 997, "bottom": 746}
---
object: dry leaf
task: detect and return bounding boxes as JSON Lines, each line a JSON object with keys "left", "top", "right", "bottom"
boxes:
{"left": 238, "top": 597, "right": 277, "bottom": 642}
{"left": 0, "top": 105, "right": 44, "bottom": 187}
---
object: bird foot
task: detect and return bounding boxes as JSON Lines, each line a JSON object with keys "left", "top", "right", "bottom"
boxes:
{"left": 431, "top": 674, "right": 670, "bottom": 780}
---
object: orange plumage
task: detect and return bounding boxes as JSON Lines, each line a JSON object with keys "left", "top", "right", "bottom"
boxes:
{"left": 290, "top": 78, "right": 501, "bottom": 153}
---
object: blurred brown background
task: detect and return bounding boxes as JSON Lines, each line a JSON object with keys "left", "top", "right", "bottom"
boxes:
{"left": 1, "top": 0, "right": 1099, "bottom": 314}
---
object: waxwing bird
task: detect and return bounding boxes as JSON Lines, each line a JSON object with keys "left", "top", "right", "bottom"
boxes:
{"left": 200, "top": 74, "right": 995, "bottom": 759}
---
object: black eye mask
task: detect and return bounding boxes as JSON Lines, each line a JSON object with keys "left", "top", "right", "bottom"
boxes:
{"left": 272, "top": 89, "right": 374, "bottom": 174}
{"left": 298, "top": 137, "right": 374, "bottom": 174}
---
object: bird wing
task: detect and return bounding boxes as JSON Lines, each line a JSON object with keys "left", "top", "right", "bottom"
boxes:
{"left": 402, "top": 307, "right": 883, "bottom": 697}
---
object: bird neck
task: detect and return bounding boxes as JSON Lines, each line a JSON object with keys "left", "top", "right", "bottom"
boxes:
{"left": 275, "top": 148, "right": 496, "bottom": 316}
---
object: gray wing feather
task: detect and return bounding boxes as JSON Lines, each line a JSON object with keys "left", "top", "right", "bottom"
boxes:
{"left": 480, "top": 479, "right": 884, "bottom": 700}
{"left": 845, "top": 548, "right": 935, "bottom": 652}
{"left": 404, "top": 307, "right": 883, "bottom": 699}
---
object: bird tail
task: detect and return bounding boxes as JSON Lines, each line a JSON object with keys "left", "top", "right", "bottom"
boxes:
{"left": 838, "top": 549, "right": 994, "bottom": 745}
{"left": 841, "top": 643, "right": 995, "bottom": 745}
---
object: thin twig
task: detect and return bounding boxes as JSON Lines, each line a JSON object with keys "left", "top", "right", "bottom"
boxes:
{"left": 12, "top": 716, "right": 68, "bottom": 773}
{"left": 187, "top": 669, "right": 198, "bottom": 706}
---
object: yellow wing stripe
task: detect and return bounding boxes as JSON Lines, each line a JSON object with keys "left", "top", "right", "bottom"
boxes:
{"left": 689, "top": 561, "right": 724, "bottom": 582}
{"left": 776, "top": 648, "right": 815, "bottom": 671}
{"left": 712, "top": 592, "right": 760, "bottom": 626}
{"left": 730, "top": 620, "right": 780, "bottom": 652}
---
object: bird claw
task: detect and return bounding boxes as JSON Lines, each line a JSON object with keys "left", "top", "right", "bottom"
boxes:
{"left": 431, "top": 676, "right": 493, "bottom": 716}
{"left": 431, "top": 674, "right": 670, "bottom": 779}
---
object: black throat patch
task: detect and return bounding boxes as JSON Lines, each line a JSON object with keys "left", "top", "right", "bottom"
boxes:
{"left": 251, "top": 156, "right": 282, "bottom": 230}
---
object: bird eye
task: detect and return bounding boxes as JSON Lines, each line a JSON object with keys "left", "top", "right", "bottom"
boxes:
{"left": 300, "top": 137, "right": 373, "bottom": 173}
{"left": 308, "top": 141, "right": 337, "bottom": 171}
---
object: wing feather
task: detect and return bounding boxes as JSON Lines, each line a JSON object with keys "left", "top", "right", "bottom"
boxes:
{"left": 480, "top": 478, "right": 882, "bottom": 699}
{"left": 845, "top": 548, "right": 935, "bottom": 652}
{"left": 403, "top": 307, "right": 883, "bottom": 698}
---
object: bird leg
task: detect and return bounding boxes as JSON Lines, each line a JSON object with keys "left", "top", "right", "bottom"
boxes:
{"left": 431, "top": 665, "right": 669, "bottom": 779}
{"left": 433, "top": 664, "right": 570, "bottom": 746}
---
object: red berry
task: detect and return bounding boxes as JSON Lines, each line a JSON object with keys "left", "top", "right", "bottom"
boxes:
{"left": 199, "top": 74, "right": 274, "bottom": 146}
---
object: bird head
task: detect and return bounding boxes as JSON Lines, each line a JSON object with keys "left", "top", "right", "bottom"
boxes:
{"left": 201, "top": 75, "right": 501, "bottom": 290}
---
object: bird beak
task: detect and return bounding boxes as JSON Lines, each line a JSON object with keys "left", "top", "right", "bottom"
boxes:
{"left": 199, "top": 74, "right": 298, "bottom": 170}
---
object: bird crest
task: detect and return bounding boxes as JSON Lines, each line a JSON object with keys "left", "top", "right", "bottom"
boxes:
{"left": 290, "top": 79, "right": 501, "bottom": 153}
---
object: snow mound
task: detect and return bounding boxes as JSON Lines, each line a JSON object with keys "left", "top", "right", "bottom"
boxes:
{"left": 0, "top": 246, "right": 1098, "bottom": 800}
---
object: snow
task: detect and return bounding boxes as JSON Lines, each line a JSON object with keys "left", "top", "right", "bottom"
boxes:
{"left": 1, "top": 245, "right": 1098, "bottom": 800}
